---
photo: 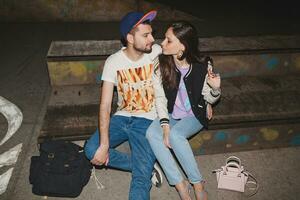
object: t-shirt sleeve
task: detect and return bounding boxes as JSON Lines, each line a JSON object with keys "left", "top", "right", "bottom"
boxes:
{"left": 101, "top": 55, "right": 117, "bottom": 84}
{"left": 149, "top": 44, "right": 162, "bottom": 60}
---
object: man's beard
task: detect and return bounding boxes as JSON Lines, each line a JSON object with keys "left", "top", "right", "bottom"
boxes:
{"left": 133, "top": 44, "right": 153, "bottom": 54}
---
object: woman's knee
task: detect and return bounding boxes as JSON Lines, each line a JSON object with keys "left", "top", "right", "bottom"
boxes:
{"left": 169, "top": 129, "right": 185, "bottom": 144}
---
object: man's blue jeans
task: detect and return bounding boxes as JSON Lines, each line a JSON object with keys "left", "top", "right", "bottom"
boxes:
{"left": 84, "top": 115, "right": 156, "bottom": 200}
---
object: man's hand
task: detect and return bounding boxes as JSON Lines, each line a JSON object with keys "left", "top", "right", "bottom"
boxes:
{"left": 93, "top": 80, "right": 114, "bottom": 166}
{"left": 91, "top": 144, "right": 109, "bottom": 166}
{"left": 162, "top": 124, "right": 171, "bottom": 148}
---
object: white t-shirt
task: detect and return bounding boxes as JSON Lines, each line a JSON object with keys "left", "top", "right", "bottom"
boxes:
{"left": 101, "top": 44, "right": 162, "bottom": 120}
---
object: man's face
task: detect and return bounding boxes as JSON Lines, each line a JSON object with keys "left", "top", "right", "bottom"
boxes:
{"left": 129, "top": 23, "right": 155, "bottom": 53}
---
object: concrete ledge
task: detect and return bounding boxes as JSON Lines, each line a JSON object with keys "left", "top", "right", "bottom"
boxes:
{"left": 47, "top": 35, "right": 300, "bottom": 57}
{"left": 46, "top": 35, "right": 300, "bottom": 86}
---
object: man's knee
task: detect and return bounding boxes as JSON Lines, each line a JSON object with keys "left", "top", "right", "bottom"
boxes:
{"left": 133, "top": 154, "right": 156, "bottom": 176}
{"left": 84, "top": 141, "right": 95, "bottom": 160}
{"left": 84, "top": 132, "right": 99, "bottom": 160}
{"left": 131, "top": 172, "right": 152, "bottom": 189}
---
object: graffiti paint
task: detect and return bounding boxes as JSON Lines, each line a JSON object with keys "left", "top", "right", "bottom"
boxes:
{"left": 266, "top": 58, "right": 279, "bottom": 70}
{"left": 202, "top": 132, "right": 212, "bottom": 140}
{"left": 0, "top": 144, "right": 22, "bottom": 168}
{"left": 0, "top": 97, "right": 23, "bottom": 195}
{"left": 198, "top": 149, "right": 205, "bottom": 155}
{"left": 85, "top": 62, "right": 99, "bottom": 71}
{"left": 294, "top": 56, "right": 300, "bottom": 70}
{"left": 190, "top": 135, "right": 204, "bottom": 150}
{"left": 48, "top": 61, "right": 101, "bottom": 85}
{"left": 290, "top": 134, "right": 300, "bottom": 146}
{"left": 0, "top": 96, "right": 23, "bottom": 145}
{"left": 0, "top": 168, "right": 14, "bottom": 195}
{"left": 260, "top": 128, "right": 279, "bottom": 141}
{"left": 214, "top": 131, "right": 227, "bottom": 141}
{"left": 235, "top": 135, "right": 250, "bottom": 145}
{"left": 96, "top": 74, "right": 102, "bottom": 84}
{"left": 71, "top": 63, "right": 88, "bottom": 79}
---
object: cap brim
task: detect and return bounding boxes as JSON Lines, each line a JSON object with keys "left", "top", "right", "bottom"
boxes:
{"left": 133, "top": 10, "right": 157, "bottom": 28}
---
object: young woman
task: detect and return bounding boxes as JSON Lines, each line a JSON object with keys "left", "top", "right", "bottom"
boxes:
{"left": 146, "top": 22, "right": 221, "bottom": 200}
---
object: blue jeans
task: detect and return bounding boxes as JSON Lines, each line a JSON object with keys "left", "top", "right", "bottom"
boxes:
{"left": 146, "top": 114, "right": 203, "bottom": 185}
{"left": 85, "top": 115, "right": 156, "bottom": 200}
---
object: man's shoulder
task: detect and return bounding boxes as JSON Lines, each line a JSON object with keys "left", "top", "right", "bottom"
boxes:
{"left": 105, "top": 49, "right": 123, "bottom": 64}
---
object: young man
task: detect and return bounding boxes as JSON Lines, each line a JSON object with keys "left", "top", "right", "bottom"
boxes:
{"left": 84, "top": 10, "right": 169, "bottom": 200}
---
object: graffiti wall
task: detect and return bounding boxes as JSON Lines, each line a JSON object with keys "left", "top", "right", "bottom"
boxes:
{"left": 190, "top": 124, "right": 300, "bottom": 155}
{"left": 212, "top": 53, "right": 300, "bottom": 78}
{"left": 47, "top": 60, "right": 104, "bottom": 86}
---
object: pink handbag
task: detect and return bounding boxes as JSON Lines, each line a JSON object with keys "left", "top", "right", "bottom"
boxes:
{"left": 213, "top": 156, "right": 258, "bottom": 196}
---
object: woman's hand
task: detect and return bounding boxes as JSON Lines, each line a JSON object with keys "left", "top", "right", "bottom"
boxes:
{"left": 162, "top": 124, "right": 171, "bottom": 148}
{"left": 207, "top": 67, "right": 221, "bottom": 90}
{"left": 207, "top": 104, "right": 213, "bottom": 120}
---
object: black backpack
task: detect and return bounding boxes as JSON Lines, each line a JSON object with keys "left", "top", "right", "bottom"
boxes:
{"left": 29, "top": 140, "right": 92, "bottom": 197}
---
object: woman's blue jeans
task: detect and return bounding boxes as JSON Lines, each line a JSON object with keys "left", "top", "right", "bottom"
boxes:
{"left": 84, "top": 115, "right": 156, "bottom": 200}
{"left": 146, "top": 114, "right": 203, "bottom": 185}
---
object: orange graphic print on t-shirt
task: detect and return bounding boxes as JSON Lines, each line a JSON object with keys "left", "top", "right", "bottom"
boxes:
{"left": 117, "top": 64, "right": 154, "bottom": 113}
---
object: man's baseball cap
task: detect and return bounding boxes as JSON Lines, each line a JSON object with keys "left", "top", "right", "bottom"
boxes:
{"left": 120, "top": 10, "right": 157, "bottom": 39}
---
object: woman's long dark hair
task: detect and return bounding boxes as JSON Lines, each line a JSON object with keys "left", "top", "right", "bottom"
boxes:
{"left": 159, "top": 21, "right": 204, "bottom": 89}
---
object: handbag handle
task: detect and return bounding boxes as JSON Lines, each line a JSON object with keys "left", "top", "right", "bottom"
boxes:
{"left": 226, "top": 156, "right": 241, "bottom": 165}
{"left": 225, "top": 156, "right": 243, "bottom": 175}
{"left": 224, "top": 161, "right": 242, "bottom": 172}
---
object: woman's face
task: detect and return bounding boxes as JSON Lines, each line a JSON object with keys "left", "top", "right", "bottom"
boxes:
{"left": 161, "top": 27, "right": 184, "bottom": 56}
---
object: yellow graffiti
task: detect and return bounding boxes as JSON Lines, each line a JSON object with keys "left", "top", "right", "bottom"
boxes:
{"left": 190, "top": 132, "right": 213, "bottom": 150}
{"left": 202, "top": 133, "right": 212, "bottom": 140}
{"left": 70, "top": 63, "right": 87, "bottom": 78}
{"left": 294, "top": 56, "right": 300, "bottom": 70}
{"left": 48, "top": 62, "right": 88, "bottom": 84}
{"left": 260, "top": 128, "right": 279, "bottom": 141}
{"left": 190, "top": 134, "right": 204, "bottom": 150}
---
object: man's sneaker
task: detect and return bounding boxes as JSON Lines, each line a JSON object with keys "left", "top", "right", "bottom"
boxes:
{"left": 151, "top": 163, "right": 163, "bottom": 188}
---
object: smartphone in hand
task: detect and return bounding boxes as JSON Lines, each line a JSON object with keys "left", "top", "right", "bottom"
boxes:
{"left": 205, "top": 57, "right": 219, "bottom": 77}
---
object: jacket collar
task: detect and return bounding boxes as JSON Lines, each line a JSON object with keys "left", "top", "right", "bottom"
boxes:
{"left": 175, "top": 64, "right": 193, "bottom": 78}
{"left": 185, "top": 64, "right": 192, "bottom": 77}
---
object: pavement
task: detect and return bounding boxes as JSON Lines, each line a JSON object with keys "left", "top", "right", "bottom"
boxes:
{"left": 0, "top": 22, "right": 300, "bottom": 200}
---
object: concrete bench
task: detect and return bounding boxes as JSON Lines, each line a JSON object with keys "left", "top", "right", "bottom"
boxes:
{"left": 39, "top": 35, "right": 300, "bottom": 155}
